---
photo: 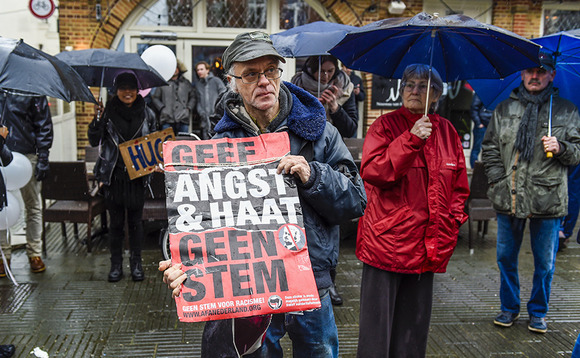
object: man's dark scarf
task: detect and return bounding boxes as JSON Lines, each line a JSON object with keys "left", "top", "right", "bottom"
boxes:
{"left": 515, "top": 81, "right": 554, "bottom": 161}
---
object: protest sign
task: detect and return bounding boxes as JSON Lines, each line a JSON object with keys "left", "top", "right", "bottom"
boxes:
{"left": 119, "top": 128, "right": 174, "bottom": 179}
{"left": 163, "top": 132, "right": 321, "bottom": 322}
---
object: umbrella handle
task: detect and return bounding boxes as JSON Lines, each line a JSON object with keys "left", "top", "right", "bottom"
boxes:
{"left": 547, "top": 93, "right": 553, "bottom": 158}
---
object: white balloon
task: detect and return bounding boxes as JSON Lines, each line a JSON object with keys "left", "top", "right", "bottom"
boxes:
{"left": 2, "top": 152, "right": 32, "bottom": 191}
{"left": 0, "top": 191, "right": 21, "bottom": 230}
{"left": 141, "top": 45, "right": 177, "bottom": 81}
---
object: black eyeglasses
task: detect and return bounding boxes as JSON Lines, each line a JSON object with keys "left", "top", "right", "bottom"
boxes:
{"left": 231, "top": 67, "right": 283, "bottom": 84}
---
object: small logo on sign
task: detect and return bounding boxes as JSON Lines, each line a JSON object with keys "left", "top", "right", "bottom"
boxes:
{"left": 268, "top": 295, "right": 283, "bottom": 310}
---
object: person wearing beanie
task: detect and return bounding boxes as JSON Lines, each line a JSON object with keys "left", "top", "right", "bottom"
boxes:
{"left": 88, "top": 72, "right": 157, "bottom": 282}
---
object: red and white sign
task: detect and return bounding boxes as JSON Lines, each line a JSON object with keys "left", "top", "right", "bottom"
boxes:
{"left": 163, "top": 132, "right": 321, "bottom": 322}
{"left": 29, "top": 0, "right": 55, "bottom": 20}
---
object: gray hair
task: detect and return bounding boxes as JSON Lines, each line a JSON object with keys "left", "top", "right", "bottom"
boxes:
{"left": 399, "top": 64, "right": 444, "bottom": 112}
{"left": 226, "top": 63, "right": 238, "bottom": 92}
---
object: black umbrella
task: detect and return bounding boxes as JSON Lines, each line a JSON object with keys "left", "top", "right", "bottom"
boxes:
{"left": 0, "top": 37, "right": 96, "bottom": 103}
{"left": 55, "top": 48, "right": 168, "bottom": 90}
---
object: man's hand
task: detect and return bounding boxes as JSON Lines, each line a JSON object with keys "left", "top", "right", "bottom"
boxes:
{"left": 277, "top": 155, "right": 311, "bottom": 184}
{"left": 159, "top": 260, "right": 187, "bottom": 298}
{"left": 94, "top": 100, "right": 104, "bottom": 120}
{"left": 35, "top": 153, "right": 50, "bottom": 181}
{"left": 410, "top": 115, "right": 432, "bottom": 140}
{"left": 542, "top": 136, "right": 561, "bottom": 155}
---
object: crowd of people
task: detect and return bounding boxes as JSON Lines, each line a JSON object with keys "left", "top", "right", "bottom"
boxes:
{"left": 2, "top": 27, "right": 580, "bottom": 358}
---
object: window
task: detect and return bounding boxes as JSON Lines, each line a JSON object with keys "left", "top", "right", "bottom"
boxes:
{"left": 543, "top": 9, "right": 580, "bottom": 34}
{"left": 136, "top": 0, "right": 193, "bottom": 27}
{"left": 279, "top": 0, "right": 323, "bottom": 29}
{"left": 206, "top": 0, "right": 267, "bottom": 28}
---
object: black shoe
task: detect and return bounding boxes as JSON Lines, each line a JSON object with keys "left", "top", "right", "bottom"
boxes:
{"left": 0, "top": 344, "right": 15, "bottom": 358}
{"left": 329, "top": 283, "right": 343, "bottom": 306}
{"left": 108, "top": 264, "right": 123, "bottom": 282}
{"left": 131, "top": 260, "right": 145, "bottom": 282}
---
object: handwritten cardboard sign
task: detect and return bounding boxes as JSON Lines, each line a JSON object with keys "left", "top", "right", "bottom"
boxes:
{"left": 119, "top": 128, "right": 175, "bottom": 179}
{"left": 163, "top": 132, "right": 320, "bottom": 322}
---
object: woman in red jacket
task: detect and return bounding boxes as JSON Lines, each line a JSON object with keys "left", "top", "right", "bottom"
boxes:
{"left": 356, "top": 64, "right": 469, "bottom": 358}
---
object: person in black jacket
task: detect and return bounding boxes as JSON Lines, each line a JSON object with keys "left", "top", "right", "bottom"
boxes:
{"left": 469, "top": 93, "right": 492, "bottom": 168}
{"left": 88, "top": 73, "right": 157, "bottom": 282}
{"left": 291, "top": 55, "right": 358, "bottom": 138}
{"left": 0, "top": 93, "right": 52, "bottom": 274}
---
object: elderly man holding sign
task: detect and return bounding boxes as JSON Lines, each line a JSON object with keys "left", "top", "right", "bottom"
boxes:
{"left": 159, "top": 31, "right": 366, "bottom": 357}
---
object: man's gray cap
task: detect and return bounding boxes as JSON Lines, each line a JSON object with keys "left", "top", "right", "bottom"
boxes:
{"left": 222, "top": 31, "right": 286, "bottom": 72}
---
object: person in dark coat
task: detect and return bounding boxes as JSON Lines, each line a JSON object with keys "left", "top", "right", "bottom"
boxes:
{"left": 159, "top": 31, "right": 366, "bottom": 358}
{"left": 291, "top": 55, "right": 358, "bottom": 138}
{"left": 342, "top": 65, "right": 365, "bottom": 112}
{"left": 0, "top": 93, "right": 52, "bottom": 274}
{"left": 88, "top": 73, "right": 157, "bottom": 282}
{"left": 151, "top": 60, "right": 196, "bottom": 134}
{"left": 469, "top": 93, "right": 492, "bottom": 168}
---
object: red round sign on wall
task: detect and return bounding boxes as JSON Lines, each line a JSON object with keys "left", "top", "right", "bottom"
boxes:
{"left": 29, "top": 0, "right": 55, "bottom": 20}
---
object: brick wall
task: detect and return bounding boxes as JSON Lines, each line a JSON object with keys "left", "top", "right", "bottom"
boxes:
{"left": 59, "top": 0, "right": 137, "bottom": 159}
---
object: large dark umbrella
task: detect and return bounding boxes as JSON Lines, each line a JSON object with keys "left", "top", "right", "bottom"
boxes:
{"left": 0, "top": 37, "right": 96, "bottom": 103}
{"left": 55, "top": 48, "right": 167, "bottom": 90}
{"left": 270, "top": 21, "right": 357, "bottom": 58}
{"left": 330, "top": 13, "right": 541, "bottom": 82}
{"left": 330, "top": 12, "right": 541, "bottom": 114}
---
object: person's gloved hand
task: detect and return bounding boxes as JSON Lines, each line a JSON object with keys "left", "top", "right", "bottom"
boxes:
{"left": 35, "top": 152, "right": 50, "bottom": 181}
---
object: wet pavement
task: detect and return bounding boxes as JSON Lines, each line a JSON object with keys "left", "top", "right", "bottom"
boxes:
{"left": 1, "top": 218, "right": 580, "bottom": 357}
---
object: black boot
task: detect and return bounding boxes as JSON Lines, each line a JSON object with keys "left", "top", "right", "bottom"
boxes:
{"left": 329, "top": 267, "right": 343, "bottom": 306}
{"left": 329, "top": 283, "right": 343, "bottom": 306}
{"left": 108, "top": 263, "right": 123, "bottom": 282}
{"left": 0, "top": 344, "right": 15, "bottom": 358}
{"left": 130, "top": 256, "right": 145, "bottom": 282}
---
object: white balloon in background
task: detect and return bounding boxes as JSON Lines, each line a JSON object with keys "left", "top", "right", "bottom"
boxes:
{"left": 0, "top": 191, "right": 21, "bottom": 230}
{"left": 3, "top": 152, "right": 32, "bottom": 191}
{"left": 141, "top": 45, "right": 177, "bottom": 82}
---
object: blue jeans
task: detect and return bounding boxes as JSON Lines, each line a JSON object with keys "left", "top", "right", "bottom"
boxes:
{"left": 246, "top": 289, "right": 338, "bottom": 358}
{"left": 470, "top": 126, "right": 486, "bottom": 168}
{"left": 161, "top": 122, "right": 189, "bottom": 135}
{"left": 496, "top": 214, "right": 560, "bottom": 318}
{"left": 560, "top": 164, "right": 580, "bottom": 239}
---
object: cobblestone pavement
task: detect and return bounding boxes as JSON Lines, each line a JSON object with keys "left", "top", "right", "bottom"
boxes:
{"left": 1, "top": 219, "right": 579, "bottom": 357}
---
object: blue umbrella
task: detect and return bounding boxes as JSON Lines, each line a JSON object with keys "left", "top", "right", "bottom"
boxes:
{"left": 469, "top": 30, "right": 580, "bottom": 111}
{"left": 270, "top": 21, "right": 357, "bottom": 58}
{"left": 330, "top": 13, "right": 541, "bottom": 82}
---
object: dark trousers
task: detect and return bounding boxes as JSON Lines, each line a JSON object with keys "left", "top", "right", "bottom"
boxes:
{"left": 357, "top": 264, "right": 434, "bottom": 358}
{"left": 107, "top": 200, "right": 144, "bottom": 265}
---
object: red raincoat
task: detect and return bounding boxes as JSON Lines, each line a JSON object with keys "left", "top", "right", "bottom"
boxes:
{"left": 356, "top": 106, "right": 469, "bottom": 274}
